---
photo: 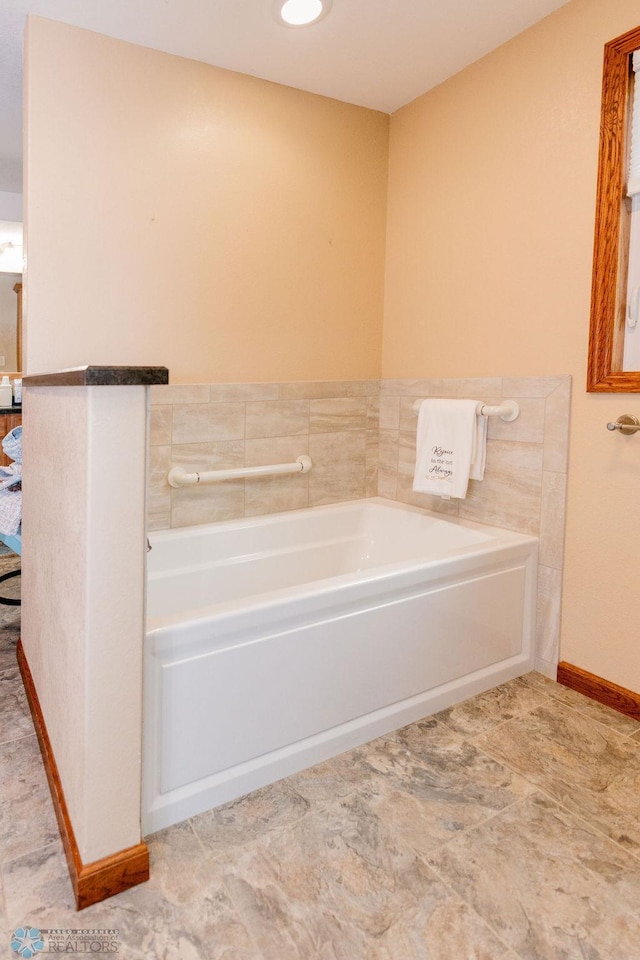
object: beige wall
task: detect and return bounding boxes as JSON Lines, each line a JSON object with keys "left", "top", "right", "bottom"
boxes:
{"left": 383, "top": 0, "right": 640, "bottom": 692}
{"left": 24, "top": 18, "right": 388, "bottom": 382}
{"left": 22, "top": 386, "right": 147, "bottom": 863}
{"left": 24, "top": 4, "right": 640, "bottom": 698}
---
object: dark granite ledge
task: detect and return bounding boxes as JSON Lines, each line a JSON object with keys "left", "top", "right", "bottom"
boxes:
{"left": 23, "top": 365, "right": 169, "bottom": 387}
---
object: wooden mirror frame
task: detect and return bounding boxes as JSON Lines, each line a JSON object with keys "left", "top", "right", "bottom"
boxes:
{"left": 587, "top": 24, "right": 640, "bottom": 391}
{"left": 13, "top": 281, "right": 21, "bottom": 373}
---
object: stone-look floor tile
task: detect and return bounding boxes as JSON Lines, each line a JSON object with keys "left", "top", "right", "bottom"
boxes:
{"left": 190, "top": 780, "right": 311, "bottom": 855}
{"left": 518, "top": 671, "right": 640, "bottom": 737}
{"left": 0, "top": 668, "right": 34, "bottom": 744}
{"left": 4, "top": 658, "right": 640, "bottom": 955}
{"left": 0, "top": 568, "right": 19, "bottom": 627}
{"left": 281, "top": 757, "right": 352, "bottom": 803}
{"left": 2, "top": 826, "right": 261, "bottom": 960}
{"left": 474, "top": 700, "right": 640, "bottom": 852}
{"left": 221, "top": 795, "right": 508, "bottom": 960}
{"left": 1, "top": 841, "right": 75, "bottom": 937}
{"left": 434, "top": 678, "right": 549, "bottom": 737}
{"left": 328, "top": 721, "right": 532, "bottom": 857}
{"left": 427, "top": 793, "right": 640, "bottom": 960}
{"left": 0, "top": 624, "right": 18, "bottom": 674}
{"left": 0, "top": 736, "right": 60, "bottom": 862}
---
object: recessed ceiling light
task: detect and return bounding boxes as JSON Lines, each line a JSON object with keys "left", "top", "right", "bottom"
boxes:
{"left": 275, "top": 0, "right": 332, "bottom": 28}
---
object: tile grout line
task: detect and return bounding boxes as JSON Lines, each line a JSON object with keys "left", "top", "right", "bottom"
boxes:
{"left": 467, "top": 724, "right": 640, "bottom": 869}
{"left": 441, "top": 676, "right": 640, "bottom": 744}
{"left": 418, "top": 816, "right": 530, "bottom": 959}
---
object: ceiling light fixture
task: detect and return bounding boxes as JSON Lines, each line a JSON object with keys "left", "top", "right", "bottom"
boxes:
{"left": 275, "top": 0, "right": 332, "bottom": 28}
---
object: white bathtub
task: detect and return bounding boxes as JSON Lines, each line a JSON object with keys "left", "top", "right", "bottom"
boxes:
{"left": 143, "top": 497, "right": 537, "bottom": 833}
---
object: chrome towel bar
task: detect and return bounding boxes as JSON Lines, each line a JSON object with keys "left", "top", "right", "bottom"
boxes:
{"left": 606, "top": 415, "right": 640, "bottom": 435}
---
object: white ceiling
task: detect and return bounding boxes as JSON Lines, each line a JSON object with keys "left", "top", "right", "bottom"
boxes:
{"left": 0, "top": 0, "right": 572, "bottom": 194}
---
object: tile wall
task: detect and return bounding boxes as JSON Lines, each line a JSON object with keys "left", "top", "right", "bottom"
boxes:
{"left": 149, "top": 381, "right": 380, "bottom": 530}
{"left": 148, "top": 375, "right": 571, "bottom": 676}
{"left": 378, "top": 375, "right": 571, "bottom": 677}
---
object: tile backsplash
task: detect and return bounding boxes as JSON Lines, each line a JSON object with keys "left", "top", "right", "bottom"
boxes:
{"left": 148, "top": 375, "right": 571, "bottom": 677}
{"left": 148, "top": 380, "right": 380, "bottom": 531}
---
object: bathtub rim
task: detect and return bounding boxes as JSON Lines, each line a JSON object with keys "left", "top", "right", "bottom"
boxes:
{"left": 146, "top": 496, "right": 538, "bottom": 634}
{"left": 147, "top": 495, "right": 537, "bottom": 549}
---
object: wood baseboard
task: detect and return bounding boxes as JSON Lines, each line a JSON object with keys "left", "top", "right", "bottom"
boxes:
{"left": 556, "top": 660, "right": 640, "bottom": 721}
{"left": 16, "top": 640, "right": 149, "bottom": 910}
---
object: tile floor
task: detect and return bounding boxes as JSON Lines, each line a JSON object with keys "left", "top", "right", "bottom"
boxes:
{"left": 1, "top": 570, "right": 639, "bottom": 958}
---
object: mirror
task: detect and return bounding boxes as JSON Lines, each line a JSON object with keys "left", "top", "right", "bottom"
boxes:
{"left": 0, "top": 221, "right": 22, "bottom": 379}
{"left": 0, "top": 274, "right": 21, "bottom": 374}
{"left": 587, "top": 24, "right": 640, "bottom": 391}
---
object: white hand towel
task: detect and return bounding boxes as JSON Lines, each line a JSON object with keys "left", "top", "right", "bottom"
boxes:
{"left": 412, "top": 399, "right": 487, "bottom": 499}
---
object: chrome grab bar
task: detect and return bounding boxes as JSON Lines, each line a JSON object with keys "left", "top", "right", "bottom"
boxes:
{"left": 167, "top": 455, "right": 312, "bottom": 487}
